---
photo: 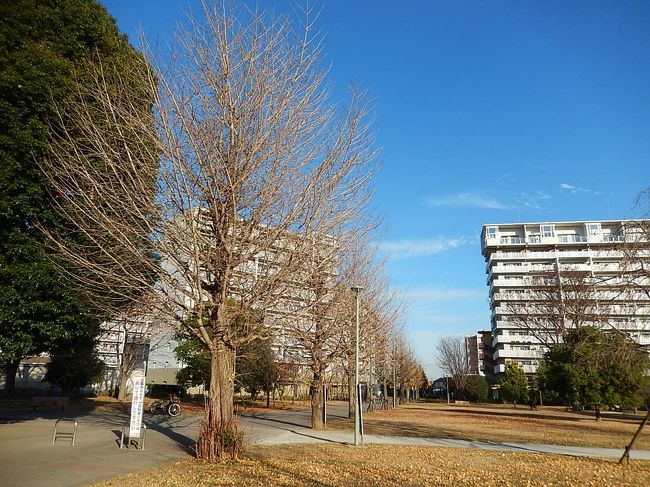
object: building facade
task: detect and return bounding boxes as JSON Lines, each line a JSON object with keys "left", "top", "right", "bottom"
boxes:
{"left": 465, "top": 331, "right": 493, "bottom": 378}
{"left": 482, "top": 219, "right": 650, "bottom": 375}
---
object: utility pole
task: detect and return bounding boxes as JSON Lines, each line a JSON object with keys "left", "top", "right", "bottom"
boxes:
{"left": 446, "top": 376, "right": 450, "bottom": 404}
{"left": 392, "top": 356, "right": 396, "bottom": 408}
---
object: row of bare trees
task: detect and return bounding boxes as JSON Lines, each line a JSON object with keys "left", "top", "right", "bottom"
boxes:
{"left": 39, "top": 2, "right": 421, "bottom": 460}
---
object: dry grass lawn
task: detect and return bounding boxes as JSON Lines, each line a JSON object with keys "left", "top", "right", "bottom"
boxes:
{"left": 328, "top": 402, "right": 650, "bottom": 450}
{"left": 92, "top": 444, "right": 650, "bottom": 487}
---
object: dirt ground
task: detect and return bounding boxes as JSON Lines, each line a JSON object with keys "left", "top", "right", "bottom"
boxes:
{"left": 91, "top": 444, "right": 650, "bottom": 487}
{"left": 329, "top": 402, "right": 650, "bottom": 450}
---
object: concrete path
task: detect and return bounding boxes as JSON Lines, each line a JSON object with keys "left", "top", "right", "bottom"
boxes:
{"left": 1, "top": 404, "right": 648, "bottom": 487}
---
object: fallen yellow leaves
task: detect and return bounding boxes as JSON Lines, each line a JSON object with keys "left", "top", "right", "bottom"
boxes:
{"left": 329, "top": 403, "right": 650, "bottom": 450}
{"left": 92, "top": 444, "right": 650, "bottom": 487}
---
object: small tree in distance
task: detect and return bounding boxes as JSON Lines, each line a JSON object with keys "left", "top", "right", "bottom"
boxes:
{"left": 499, "top": 362, "right": 529, "bottom": 407}
{"left": 464, "top": 375, "right": 489, "bottom": 403}
{"left": 436, "top": 336, "right": 470, "bottom": 396}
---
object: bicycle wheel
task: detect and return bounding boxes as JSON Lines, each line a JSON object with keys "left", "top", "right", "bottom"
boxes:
{"left": 150, "top": 402, "right": 158, "bottom": 414}
{"left": 168, "top": 403, "right": 181, "bottom": 417}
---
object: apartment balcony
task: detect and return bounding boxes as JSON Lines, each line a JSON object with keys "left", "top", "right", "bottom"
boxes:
{"left": 556, "top": 250, "right": 592, "bottom": 259}
{"left": 490, "top": 306, "right": 510, "bottom": 320}
{"left": 592, "top": 262, "right": 622, "bottom": 272}
{"left": 636, "top": 334, "right": 650, "bottom": 345}
{"left": 558, "top": 263, "right": 592, "bottom": 272}
{"left": 489, "top": 264, "right": 529, "bottom": 274}
{"left": 492, "top": 291, "right": 530, "bottom": 302}
{"left": 494, "top": 348, "right": 545, "bottom": 360}
{"left": 488, "top": 251, "right": 557, "bottom": 262}
{"left": 492, "top": 333, "right": 538, "bottom": 346}
{"left": 557, "top": 235, "right": 588, "bottom": 243}
{"left": 591, "top": 250, "right": 625, "bottom": 259}
{"left": 484, "top": 231, "right": 630, "bottom": 251}
{"left": 491, "top": 277, "right": 529, "bottom": 288}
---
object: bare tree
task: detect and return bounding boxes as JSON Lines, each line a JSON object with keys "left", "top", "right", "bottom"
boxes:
{"left": 617, "top": 192, "right": 650, "bottom": 463}
{"left": 435, "top": 336, "right": 471, "bottom": 395}
{"left": 276, "top": 241, "right": 348, "bottom": 429}
{"left": 332, "top": 241, "right": 403, "bottom": 417}
{"left": 503, "top": 269, "right": 605, "bottom": 347}
{"left": 42, "top": 3, "right": 376, "bottom": 460}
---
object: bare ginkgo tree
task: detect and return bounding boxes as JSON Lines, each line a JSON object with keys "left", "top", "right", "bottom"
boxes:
{"left": 43, "top": 3, "right": 377, "bottom": 460}
{"left": 435, "top": 336, "right": 471, "bottom": 395}
{"left": 503, "top": 268, "right": 606, "bottom": 347}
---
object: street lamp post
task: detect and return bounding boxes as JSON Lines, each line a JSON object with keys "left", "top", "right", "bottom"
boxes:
{"left": 351, "top": 285, "right": 363, "bottom": 447}
{"left": 446, "top": 376, "right": 450, "bottom": 404}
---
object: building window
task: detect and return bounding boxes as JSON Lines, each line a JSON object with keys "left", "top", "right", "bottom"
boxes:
{"left": 586, "top": 222, "right": 601, "bottom": 237}
{"left": 540, "top": 224, "right": 555, "bottom": 238}
{"left": 486, "top": 226, "right": 498, "bottom": 239}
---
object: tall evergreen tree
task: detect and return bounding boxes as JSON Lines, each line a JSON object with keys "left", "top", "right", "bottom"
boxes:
{"left": 0, "top": 0, "right": 153, "bottom": 392}
{"left": 538, "top": 326, "right": 649, "bottom": 419}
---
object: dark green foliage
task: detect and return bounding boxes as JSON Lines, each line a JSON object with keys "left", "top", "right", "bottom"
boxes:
{"left": 538, "top": 326, "right": 649, "bottom": 416}
{"left": 463, "top": 375, "right": 489, "bottom": 402}
{"left": 499, "top": 362, "right": 529, "bottom": 406}
{"left": 175, "top": 336, "right": 280, "bottom": 405}
{"left": 0, "top": 0, "right": 151, "bottom": 391}
{"left": 175, "top": 337, "right": 211, "bottom": 388}
{"left": 44, "top": 333, "right": 105, "bottom": 396}
{"left": 237, "top": 339, "right": 281, "bottom": 406}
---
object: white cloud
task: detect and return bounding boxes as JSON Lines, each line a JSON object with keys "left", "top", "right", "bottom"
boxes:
{"left": 425, "top": 193, "right": 509, "bottom": 210}
{"left": 380, "top": 237, "right": 471, "bottom": 259}
{"left": 560, "top": 182, "right": 591, "bottom": 193}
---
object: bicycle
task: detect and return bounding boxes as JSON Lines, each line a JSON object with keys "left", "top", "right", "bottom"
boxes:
{"left": 149, "top": 395, "right": 181, "bottom": 417}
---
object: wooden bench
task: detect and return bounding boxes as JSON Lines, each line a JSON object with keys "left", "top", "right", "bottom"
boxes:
{"left": 32, "top": 396, "right": 69, "bottom": 412}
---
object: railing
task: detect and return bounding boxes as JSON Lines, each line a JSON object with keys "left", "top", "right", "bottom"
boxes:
{"left": 604, "top": 235, "right": 626, "bottom": 242}
{"left": 558, "top": 234, "right": 588, "bottom": 243}
{"left": 500, "top": 236, "right": 525, "bottom": 244}
{"left": 494, "top": 349, "right": 544, "bottom": 360}
{"left": 484, "top": 233, "right": 639, "bottom": 248}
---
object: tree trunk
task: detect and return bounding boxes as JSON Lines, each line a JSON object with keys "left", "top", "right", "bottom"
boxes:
{"left": 311, "top": 370, "right": 324, "bottom": 429}
{"left": 348, "top": 372, "right": 355, "bottom": 419}
{"left": 196, "top": 342, "right": 240, "bottom": 460}
{"left": 3, "top": 359, "right": 20, "bottom": 395}
{"left": 117, "top": 365, "right": 129, "bottom": 401}
{"left": 266, "top": 388, "right": 270, "bottom": 408}
{"left": 595, "top": 405, "right": 602, "bottom": 421}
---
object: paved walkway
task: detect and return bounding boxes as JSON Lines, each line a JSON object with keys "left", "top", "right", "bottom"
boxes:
{"left": 1, "top": 404, "right": 648, "bottom": 487}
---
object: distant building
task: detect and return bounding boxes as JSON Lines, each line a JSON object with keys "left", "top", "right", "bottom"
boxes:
{"left": 465, "top": 331, "right": 493, "bottom": 377}
{"left": 94, "top": 216, "right": 339, "bottom": 396}
{"left": 482, "top": 219, "right": 650, "bottom": 376}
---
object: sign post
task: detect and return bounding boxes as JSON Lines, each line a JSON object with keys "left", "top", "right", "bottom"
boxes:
{"left": 129, "top": 369, "right": 146, "bottom": 439}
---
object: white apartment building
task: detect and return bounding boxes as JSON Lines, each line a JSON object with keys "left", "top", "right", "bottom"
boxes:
{"left": 482, "top": 219, "right": 650, "bottom": 375}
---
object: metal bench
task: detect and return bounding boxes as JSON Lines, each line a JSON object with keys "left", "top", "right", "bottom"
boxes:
{"left": 32, "top": 396, "right": 69, "bottom": 412}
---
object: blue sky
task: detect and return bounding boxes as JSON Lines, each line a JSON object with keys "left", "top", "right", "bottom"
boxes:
{"left": 103, "top": 0, "right": 650, "bottom": 379}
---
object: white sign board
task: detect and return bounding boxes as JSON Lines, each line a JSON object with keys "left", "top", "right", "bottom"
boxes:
{"left": 129, "top": 371, "right": 146, "bottom": 438}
